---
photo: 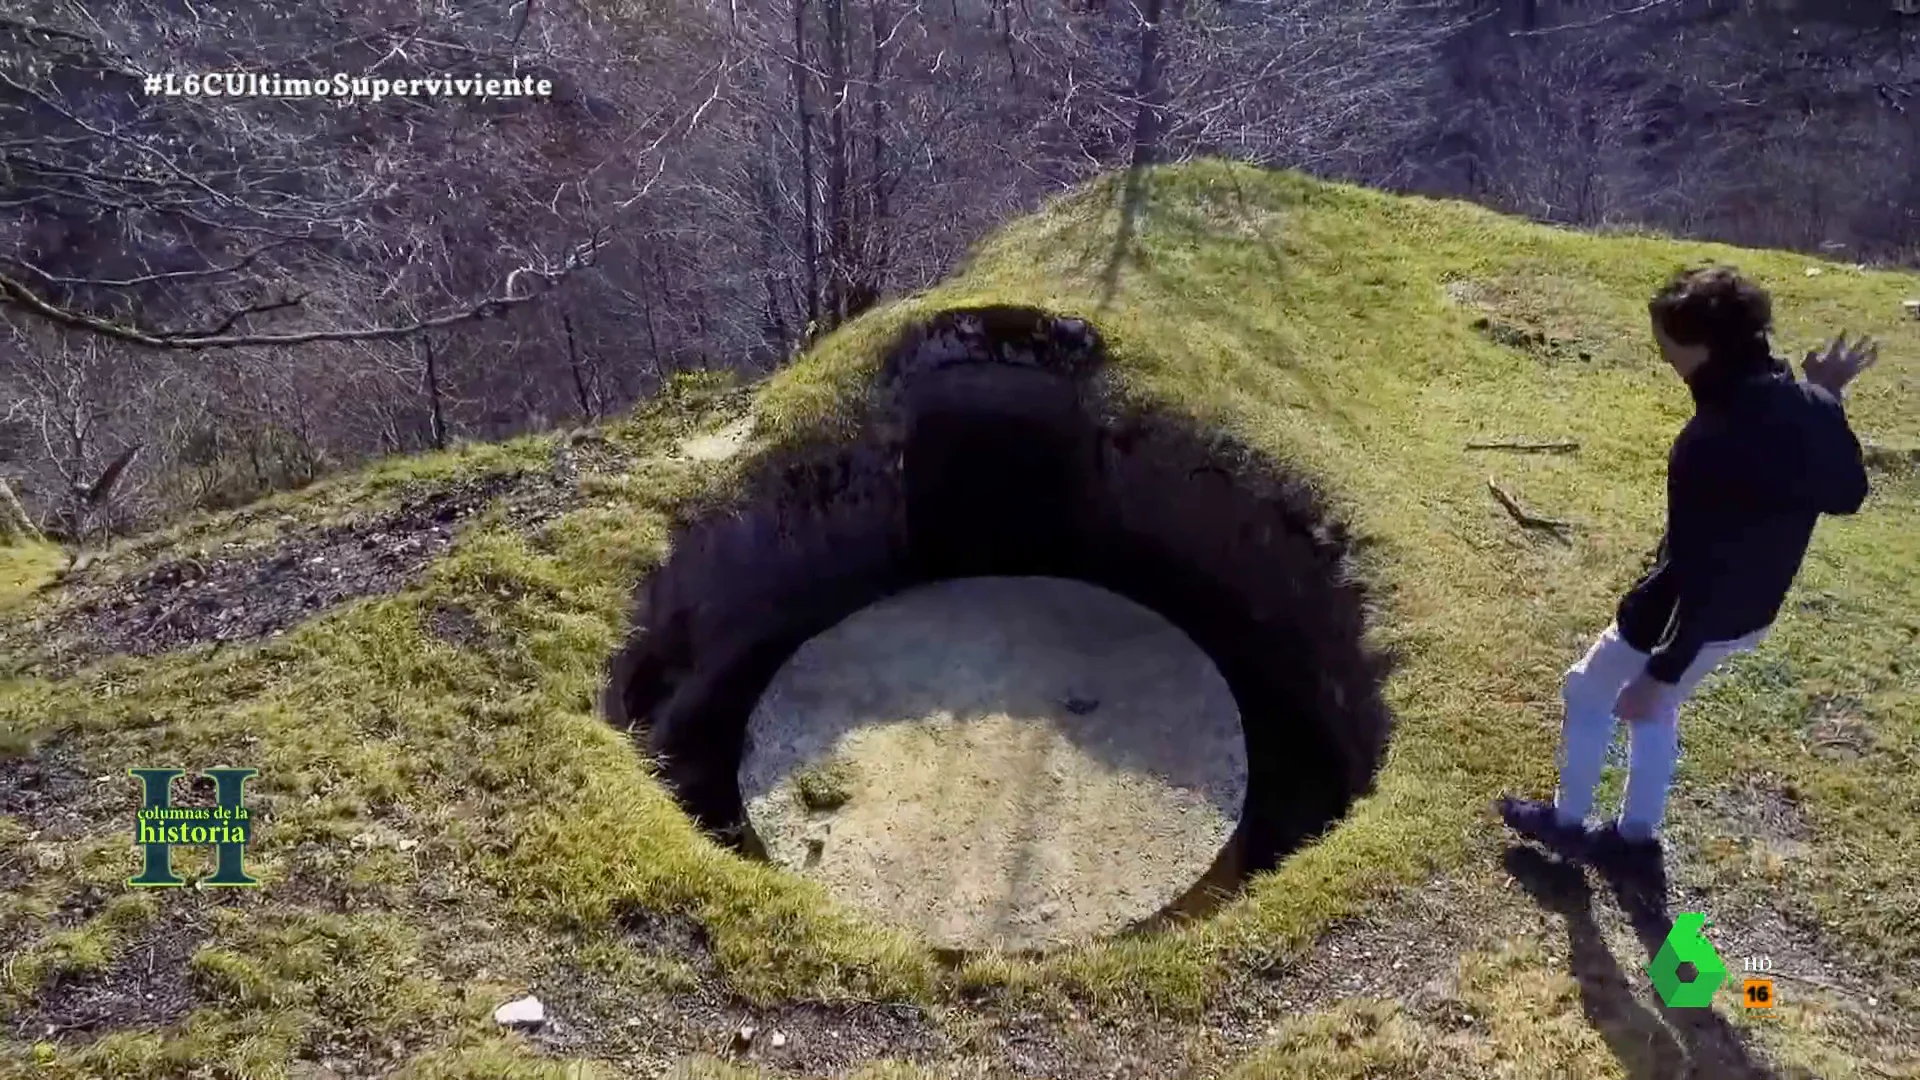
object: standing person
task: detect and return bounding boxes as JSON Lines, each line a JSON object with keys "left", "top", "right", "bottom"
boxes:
{"left": 1499, "top": 266, "right": 1878, "bottom": 891}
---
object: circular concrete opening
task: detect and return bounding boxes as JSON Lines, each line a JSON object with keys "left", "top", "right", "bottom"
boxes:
{"left": 740, "top": 576, "right": 1246, "bottom": 952}
{"left": 602, "top": 306, "right": 1394, "bottom": 954}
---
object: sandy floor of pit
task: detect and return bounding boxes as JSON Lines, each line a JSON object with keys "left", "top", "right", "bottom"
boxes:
{"left": 739, "top": 576, "right": 1247, "bottom": 952}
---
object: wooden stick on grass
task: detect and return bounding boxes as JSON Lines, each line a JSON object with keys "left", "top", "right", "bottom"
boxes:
{"left": 1488, "top": 478, "right": 1573, "bottom": 539}
{"left": 1466, "top": 440, "right": 1580, "bottom": 453}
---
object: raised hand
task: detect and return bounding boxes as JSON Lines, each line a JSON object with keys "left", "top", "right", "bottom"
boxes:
{"left": 1802, "top": 332, "right": 1879, "bottom": 397}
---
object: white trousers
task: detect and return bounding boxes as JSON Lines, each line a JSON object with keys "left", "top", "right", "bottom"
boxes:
{"left": 1554, "top": 621, "right": 1768, "bottom": 840}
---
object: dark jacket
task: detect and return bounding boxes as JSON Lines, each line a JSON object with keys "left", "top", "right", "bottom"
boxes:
{"left": 1616, "top": 351, "right": 1870, "bottom": 683}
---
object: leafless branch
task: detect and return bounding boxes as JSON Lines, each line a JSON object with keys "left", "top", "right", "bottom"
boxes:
{"left": 0, "top": 236, "right": 606, "bottom": 349}
{"left": 1508, "top": 0, "right": 1678, "bottom": 38}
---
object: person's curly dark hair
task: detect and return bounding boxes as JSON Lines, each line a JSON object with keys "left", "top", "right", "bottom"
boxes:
{"left": 1648, "top": 265, "right": 1774, "bottom": 359}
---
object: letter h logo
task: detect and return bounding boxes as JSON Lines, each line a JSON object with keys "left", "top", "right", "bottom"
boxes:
{"left": 128, "top": 768, "right": 259, "bottom": 888}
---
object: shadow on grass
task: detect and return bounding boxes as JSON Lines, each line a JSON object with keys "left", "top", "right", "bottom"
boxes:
{"left": 1080, "top": 164, "right": 1370, "bottom": 441}
{"left": 1096, "top": 163, "right": 1153, "bottom": 314}
{"left": 1502, "top": 844, "right": 1780, "bottom": 1080}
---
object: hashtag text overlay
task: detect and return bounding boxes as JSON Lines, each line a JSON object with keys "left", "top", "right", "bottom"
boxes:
{"left": 144, "top": 72, "right": 554, "bottom": 102}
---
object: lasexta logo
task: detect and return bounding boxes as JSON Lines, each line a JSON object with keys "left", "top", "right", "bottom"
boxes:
{"left": 1649, "top": 912, "right": 1727, "bottom": 1007}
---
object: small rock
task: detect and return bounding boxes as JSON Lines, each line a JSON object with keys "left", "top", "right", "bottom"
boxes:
{"left": 396, "top": 838, "right": 419, "bottom": 852}
{"left": 771, "top": 1030, "right": 787, "bottom": 1049}
{"left": 493, "top": 996, "right": 545, "bottom": 1027}
{"left": 1805, "top": 267, "right": 1823, "bottom": 277}
{"left": 732, "top": 1024, "right": 756, "bottom": 1052}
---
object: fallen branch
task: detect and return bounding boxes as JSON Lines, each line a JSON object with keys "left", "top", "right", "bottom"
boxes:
{"left": 1507, "top": 0, "right": 1676, "bottom": 36}
{"left": 1466, "top": 440, "right": 1580, "bottom": 454}
{"left": 0, "top": 232, "right": 607, "bottom": 350}
{"left": 1488, "top": 478, "right": 1573, "bottom": 538}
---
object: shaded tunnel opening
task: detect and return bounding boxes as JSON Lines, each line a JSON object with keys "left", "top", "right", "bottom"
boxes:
{"left": 602, "top": 306, "right": 1395, "bottom": 943}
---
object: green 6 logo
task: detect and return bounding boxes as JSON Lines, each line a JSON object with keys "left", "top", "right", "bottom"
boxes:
{"left": 1649, "top": 912, "right": 1728, "bottom": 1008}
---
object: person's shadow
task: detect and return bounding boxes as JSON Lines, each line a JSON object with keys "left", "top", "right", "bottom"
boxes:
{"left": 1502, "top": 844, "right": 1781, "bottom": 1080}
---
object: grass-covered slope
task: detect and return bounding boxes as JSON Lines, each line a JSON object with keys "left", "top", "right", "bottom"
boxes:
{"left": 2, "top": 160, "right": 1916, "bottom": 1079}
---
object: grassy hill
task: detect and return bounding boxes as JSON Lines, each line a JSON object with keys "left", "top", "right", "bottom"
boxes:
{"left": 1, "top": 160, "right": 1915, "bottom": 1079}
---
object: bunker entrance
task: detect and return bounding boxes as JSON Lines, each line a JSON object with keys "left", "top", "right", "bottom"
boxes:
{"left": 603, "top": 306, "right": 1394, "bottom": 952}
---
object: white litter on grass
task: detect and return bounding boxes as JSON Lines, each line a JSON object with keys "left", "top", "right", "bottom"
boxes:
{"left": 493, "top": 996, "right": 545, "bottom": 1027}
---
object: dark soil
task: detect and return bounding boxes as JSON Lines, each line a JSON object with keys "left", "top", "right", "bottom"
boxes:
{"left": 537, "top": 960, "right": 952, "bottom": 1076}
{"left": 8, "top": 916, "right": 202, "bottom": 1046}
{"left": 1470, "top": 316, "right": 1601, "bottom": 365}
{"left": 0, "top": 739, "right": 93, "bottom": 841}
{"left": 1, "top": 474, "right": 514, "bottom": 673}
{"left": 425, "top": 602, "right": 491, "bottom": 649}
{"left": 0, "top": 439, "right": 624, "bottom": 675}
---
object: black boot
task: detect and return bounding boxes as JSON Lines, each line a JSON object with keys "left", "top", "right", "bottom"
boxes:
{"left": 1497, "top": 795, "right": 1590, "bottom": 859}
{"left": 1585, "top": 821, "right": 1668, "bottom": 907}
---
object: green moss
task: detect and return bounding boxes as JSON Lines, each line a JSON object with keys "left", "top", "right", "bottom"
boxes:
{"left": 792, "top": 759, "right": 858, "bottom": 811}
{"left": 188, "top": 948, "right": 279, "bottom": 1009}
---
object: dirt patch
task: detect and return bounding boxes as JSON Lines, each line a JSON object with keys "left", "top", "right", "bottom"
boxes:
{"left": 1802, "top": 695, "right": 1876, "bottom": 762}
{"left": 0, "top": 739, "right": 93, "bottom": 842}
{"left": 1470, "top": 316, "right": 1600, "bottom": 364}
{"left": 741, "top": 576, "right": 1245, "bottom": 952}
{"left": 678, "top": 418, "right": 757, "bottom": 462}
{"left": 426, "top": 602, "right": 490, "bottom": 649}
{"left": 8, "top": 915, "right": 201, "bottom": 1045}
{"left": 1708, "top": 775, "right": 1812, "bottom": 852}
{"left": 3, "top": 473, "right": 522, "bottom": 673}
{"left": 533, "top": 957, "right": 949, "bottom": 1076}
{"left": 614, "top": 906, "right": 718, "bottom": 976}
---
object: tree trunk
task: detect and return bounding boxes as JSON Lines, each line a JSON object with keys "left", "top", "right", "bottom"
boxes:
{"left": 757, "top": 116, "right": 793, "bottom": 354}
{"left": 1129, "top": 0, "right": 1167, "bottom": 169}
{"left": 793, "top": 0, "right": 822, "bottom": 331}
{"left": 422, "top": 334, "right": 447, "bottom": 450}
{"left": 997, "top": 0, "right": 1020, "bottom": 85}
{"left": 824, "top": 0, "right": 853, "bottom": 325}
{"left": 563, "top": 312, "right": 596, "bottom": 420}
{"left": 865, "top": 0, "right": 891, "bottom": 302}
